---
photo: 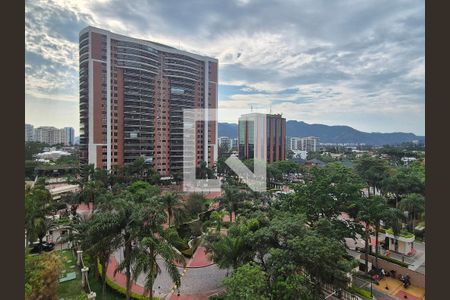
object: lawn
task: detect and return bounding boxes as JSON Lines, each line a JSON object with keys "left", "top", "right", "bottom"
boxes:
{"left": 56, "top": 250, "right": 126, "bottom": 300}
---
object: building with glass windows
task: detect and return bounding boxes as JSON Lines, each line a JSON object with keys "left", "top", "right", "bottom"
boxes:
{"left": 238, "top": 113, "right": 286, "bottom": 163}
{"left": 79, "top": 26, "right": 218, "bottom": 176}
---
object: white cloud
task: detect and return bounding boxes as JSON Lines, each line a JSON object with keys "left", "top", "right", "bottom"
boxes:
{"left": 24, "top": 0, "right": 425, "bottom": 135}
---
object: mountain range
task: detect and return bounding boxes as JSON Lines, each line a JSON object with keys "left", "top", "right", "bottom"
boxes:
{"left": 218, "top": 121, "right": 424, "bottom": 145}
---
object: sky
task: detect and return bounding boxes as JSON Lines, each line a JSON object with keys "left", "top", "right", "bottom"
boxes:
{"left": 25, "top": 0, "right": 425, "bottom": 136}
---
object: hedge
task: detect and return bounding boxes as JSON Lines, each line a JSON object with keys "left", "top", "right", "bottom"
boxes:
{"left": 97, "top": 261, "right": 159, "bottom": 300}
{"left": 350, "top": 286, "right": 372, "bottom": 299}
{"left": 377, "top": 254, "right": 409, "bottom": 268}
{"left": 358, "top": 249, "right": 409, "bottom": 268}
{"left": 385, "top": 228, "right": 415, "bottom": 238}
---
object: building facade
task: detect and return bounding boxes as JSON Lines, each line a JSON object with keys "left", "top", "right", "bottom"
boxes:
{"left": 288, "top": 137, "right": 301, "bottom": 151}
{"left": 299, "top": 136, "right": 319, "bottom": 152}
{"left": 25, "top": 124, "right": 34, "bottom": 142}
{"left": 64, "top": 127, "right": 75, "bottom": 145}
{"left": 34, "top": 127, "right": 63, "bottom": 145}
{"left": 238, "top": 113, "right": 286, "bottom": 163}
{"left": 79, "top": 26, "right": 218, "bottom": 175}
{"left": 288, "top": 136, "right": 319, "bottom": 152}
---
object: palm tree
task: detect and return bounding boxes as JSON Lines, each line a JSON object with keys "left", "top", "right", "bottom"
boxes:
{"left": 159, "top": 193, "right": 180, "bottom": 227}
{"left": 111, "top": 198, "right": 142, "bottom": 300}
{"left": 357, "top": 204, "right": 372, "bottom": 273}
{"left": 112, "top": 183, "right": 164, "bottom": 300}
{"left": 208, "top": 235, "right": 248, "bottom": 272}
{"left": 25, "top": 186, "right": 52, "bottom": 245}
{"left": 210, "top": 210, "right": 226, "bottom": 234}
{"left": 366, "top": 196, "right": 390, "bottom": 268}
{"left": 82, "top": 212, "right": 121, "bottom": 296}
{"left": 131, "top": 233, "right": 185, "bottom": 300}
{"left": 219, "top": 187, "right": 245, "bottom": 222}
{"left": 399, "top": 193, "right": 425, "bottom": 232}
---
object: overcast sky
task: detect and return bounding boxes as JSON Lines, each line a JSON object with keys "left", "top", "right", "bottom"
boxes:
{"left": 25, "top": 0, "right": 424, "bottom": 136}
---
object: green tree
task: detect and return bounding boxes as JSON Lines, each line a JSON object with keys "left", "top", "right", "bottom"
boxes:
{"left": 382, "top": 167, "right": 425, "bottom": 207}
{"left": 196, "top": 160, "right": 215, "bottom": 179}
{"left": 131, "top": 232, "right": 185, "bottom": 300}
{"left": 358, "top": 196, "right": 391, "bottom": 269}
{"left": 223, "top": 263, "right": 269, "bottom": 300}
{"left": 25, "top": 251, "right": 62, "bottom": 300}
{"left": 185, "top": 193, "right": 207, "bottom": 219}
{"left": 25, "top": 186, "right": 53, "bottom": 245}
{"left": 81, "top": 211, "right": 121, "bottom": 295}
{"left": 209, "top": 235, "right": 250, "bottom": 271}
{"left": 219, "top": 187, "right": 246, "bottom": 222}
{"left": 159, "top": 192, "right": 180, "bottom": 226}
{"left": 210, "top": 210, "right": 226, "bottom": 233}
{"left": 355, "top": 156, "right": 390, "bottom": 196}
{"left": 399, "top": 193, "right": 425, "bottom": 232}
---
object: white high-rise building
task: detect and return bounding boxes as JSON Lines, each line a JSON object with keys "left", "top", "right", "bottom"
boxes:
{"left": 25, "top": 124, "right": 34, "bottom": 142}
{"left": 34, "top": 126, "right": 75, "bottom": 146}
{"left": 288, "top": 136, "right": 319, "bottom": 152}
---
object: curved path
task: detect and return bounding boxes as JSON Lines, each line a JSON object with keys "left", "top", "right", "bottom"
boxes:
{"left": 107, "top": 246, "right": 227, "bottom": 299}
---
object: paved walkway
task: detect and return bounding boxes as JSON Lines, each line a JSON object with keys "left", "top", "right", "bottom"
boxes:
{"left": 107, "top": 246, "right": 227, "bottom": 299}
{"left": 373, "top": 277, "right": 425, "bottom": 300}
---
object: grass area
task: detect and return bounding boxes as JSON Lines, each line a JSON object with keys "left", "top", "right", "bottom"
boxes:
{"left": 57, "top": 250, "right": 83, "bottom": 300}
{"left": 56, "top": 250, "right": 127, "bottom": 300}
{"left": 350, "top": 285, "right": 372, "bottom": 299}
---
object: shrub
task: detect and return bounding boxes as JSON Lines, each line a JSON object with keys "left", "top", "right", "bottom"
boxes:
{"left": 350, "top": 286, "right": 372, "bottom": 299}
{"left": 385, "top": 228, "right": 415, "bottom": 238}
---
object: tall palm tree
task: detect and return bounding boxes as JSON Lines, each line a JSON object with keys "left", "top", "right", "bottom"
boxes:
{"left": 131, "top": 234, "right": 185, "bottom": 300}
{"left": 25, "top": 186, "right": 52, "bottom": 245}
{"left": 112, "top": 183, "right": 164, "bottom": 300}
{"left": 210, "top": 210, "right": 226, "bottom": 234}
{"left": 159, "top": 193, "right": 180, "bottom": 227}
{"left": 111, "top": 198, "right": 142, "bottom": 300}
{"left": 82, "top": 212, "right": 121, "bottom": 296}
{"left": 367, "top": 196, "right": 390, "bottom": 268}
{"left": 208, "top": 235, "right": 248, "bottom": 271}
{"left": 399, "top": 193, "right": 425, "bottom": 232}
{"left": 219, "top": 187, "right": 245, "bottom": 222}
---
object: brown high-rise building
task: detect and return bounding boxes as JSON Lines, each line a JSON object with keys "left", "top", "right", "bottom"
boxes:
{"left": 79, "top": 27, "right": 218, "bottom": 176}
{"left": 238, "top": 113, "right": 286, "bottom": 163}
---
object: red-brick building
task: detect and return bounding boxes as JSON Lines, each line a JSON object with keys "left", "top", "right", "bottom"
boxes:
{"left": 238, "top": 113, "right": 286, "bottom": 163}
{"left": 79, "top": 26, "right": 218, "bottom": 176}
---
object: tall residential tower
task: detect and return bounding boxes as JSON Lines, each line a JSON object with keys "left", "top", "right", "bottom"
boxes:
{"left": 79, "top": 27, "right": 218, "bottom": 175}
{"left": 238, "top": 113, "right": 286, "bottom": 163}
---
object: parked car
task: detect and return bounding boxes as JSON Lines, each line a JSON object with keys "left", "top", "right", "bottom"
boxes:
{"left": 29, "top": 242, "right": 55, "bottom": 254}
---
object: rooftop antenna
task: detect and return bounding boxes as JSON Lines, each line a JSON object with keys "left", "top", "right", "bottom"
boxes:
{"left": 269, "top": 104, "right": 272, "bottom": 114}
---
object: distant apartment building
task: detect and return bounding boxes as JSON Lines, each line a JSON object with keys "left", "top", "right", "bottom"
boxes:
{"left": 288, "top": 137, "right": 301, "bottom": 151}
{"left": 33, "top": 126, "right": 75, "bottom": 146}
{"left": 218, "top": 136, "right": 232, "bottom": 151}
{"left": 79, "top": 26, "right": 218, "bottom": 175}
{"left": 288, "top": 136, "right": 319, "bottom": 152}
{"left": 238, "top": 113, "right": 286, "bottom": 163}
{"left": 231, "top": 137, "right": 239, "bottom": 150}
{"left": 299, "top": 136, "right": 319, "bottom": 152}
{"left": 25, "top": 124, "right": 34, "bottom": 142}
{"left": 34, "top": 127, "right": 64, "bottom": 145}
{"left": 64, "top": 127, "right": 75, "bottom": 145}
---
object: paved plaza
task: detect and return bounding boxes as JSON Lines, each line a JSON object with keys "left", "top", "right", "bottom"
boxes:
{"left": 108, "top": 245, "right": 227, "bottom": 299}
